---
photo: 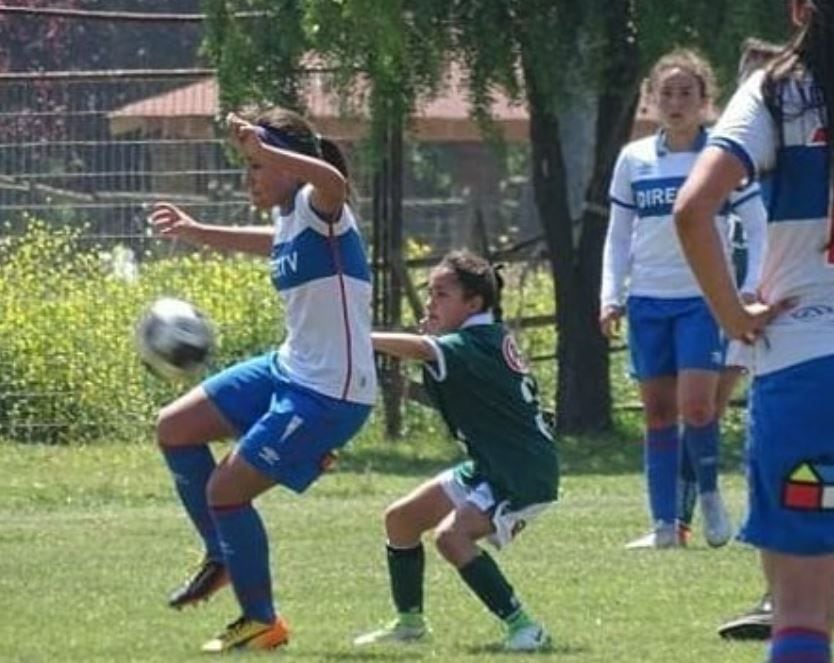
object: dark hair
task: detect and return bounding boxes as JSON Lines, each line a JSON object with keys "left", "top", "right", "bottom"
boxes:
{"left": 763, "top": 1, "right": 833, "bottom": 195}
{"left": 647, "top": 48, "right": 718, "bottom": 102}
{"left": 738, "top": 37, "right": 784, "bottom": 82}
{"left": 436, "top": 250, "right": 504, "bottom": 322}
{"left": 243, "top": 106, "right": 350, "bottom": 180}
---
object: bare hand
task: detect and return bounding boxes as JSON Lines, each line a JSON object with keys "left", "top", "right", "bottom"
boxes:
{"left": 599, "top": 305, "right": 624, "bottom": 339}
{"left": 739, "top": 291, "right": 758, "bottom": 305}
{"left": 148, "top": 202, "right": 202, "bottom": 241}
{"left": 226, "top": 112, "right": 263, "bottom": 158}
{"left": 730, "top": 298, "right": 796, "bottom": 344}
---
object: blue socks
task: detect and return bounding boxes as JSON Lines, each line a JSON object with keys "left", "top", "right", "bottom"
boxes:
{"left": 682, "top": 420, "right": 720, "bottom": 494}
{"left": 769, "top": 627, "right": 830, "bottom": 662}
{"left": 211, "top": 503, "right": 275, "bottom": 624}
{"left": 645, "top": 426, "right": 680, "bottom": 525}
{"left": 161, "top": 445, "right": 222, "bottom": 560}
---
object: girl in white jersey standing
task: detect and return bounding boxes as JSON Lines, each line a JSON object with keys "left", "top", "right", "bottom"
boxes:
{"left": 676, "top": 2, "right": 834, "bottom": 660}
{"left": 601, "top": 49, "right": 767, "bottom": 549}
{"left": 147, "top": 107, "right": 376, "bottom": 653}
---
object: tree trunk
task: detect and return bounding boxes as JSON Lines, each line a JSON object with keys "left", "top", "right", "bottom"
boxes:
{"left": 522, "top": 0, "right": 641, "bottom": 434}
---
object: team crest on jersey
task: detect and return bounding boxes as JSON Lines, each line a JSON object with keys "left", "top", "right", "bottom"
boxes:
{"left": 502, "top": 334, "right": 529, "bottom": 374}
{"left": 782, "top": 461, "right": 834, "bottom": 511}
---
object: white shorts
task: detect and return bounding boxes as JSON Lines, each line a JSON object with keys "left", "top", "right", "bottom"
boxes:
{"left": 437, "top": 468, "right": 552, "bottom": 550}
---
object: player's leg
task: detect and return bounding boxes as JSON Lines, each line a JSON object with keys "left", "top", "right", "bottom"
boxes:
{"left": 434, "top": 499, "right": 550, "bottom": 652}
{"left": 676, "top": 300, "right": 731, "bottom": 547}
{"left": 204, "top": 381, "right": 370, "bottom": 653}
{"left": 741, "top": 356, "right": 834, "bottom": 661}
{"left": 158, "top": 354, "right": 275, "bottom": 609}
{"left": 677, "top": 433, "right": 697, "bottom": 544}
{"left": 627, "top": 298, "right": 681, "bottom": 548}
{"left": 766, "top": 552, "right": 834, "bottom": 662}
{"left": 354, "top": 476, "right": 455, "bottom": 645}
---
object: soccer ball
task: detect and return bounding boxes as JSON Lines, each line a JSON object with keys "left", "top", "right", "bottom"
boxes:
{"left": 135, "top": 297, "right": 215, "bottom": 379}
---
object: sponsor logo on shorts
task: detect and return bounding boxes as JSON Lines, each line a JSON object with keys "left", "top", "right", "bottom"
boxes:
{"left": 782, "top": 461, "right": 834, "bottom": 511}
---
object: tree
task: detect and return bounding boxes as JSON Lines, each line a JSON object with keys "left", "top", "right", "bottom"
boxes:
{"left": 203, "top": 0, "right": 788, "bottom": 434}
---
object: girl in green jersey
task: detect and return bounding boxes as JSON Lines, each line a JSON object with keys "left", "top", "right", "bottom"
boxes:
{"left": 354, "top": 250, "right": 558, "bottom": 652}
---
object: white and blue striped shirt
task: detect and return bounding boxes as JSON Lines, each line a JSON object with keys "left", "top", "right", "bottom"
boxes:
{"left": 602, "top": 128, "right": 766, "bottom": 307}
{"left": 271, "top": 185, "right": 377, "bottom": 404}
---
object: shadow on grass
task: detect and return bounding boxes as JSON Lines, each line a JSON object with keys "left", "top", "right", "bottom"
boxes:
{"left": 462, "top": 641, "right": 588, "bottom": 657}
{"left": 341, "top": 412, "right": 748, "bottom": 480}
{"left": 339, "top": 446, "right": 454, "bottom": 478}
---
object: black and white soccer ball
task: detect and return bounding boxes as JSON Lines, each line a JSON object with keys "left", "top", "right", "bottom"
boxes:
{"left": 135, "top": 297, "right": 215, "bottom": 379}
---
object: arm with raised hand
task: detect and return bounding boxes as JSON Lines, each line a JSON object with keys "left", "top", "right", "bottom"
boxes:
{"left": 227, "top": 112, "right": 347, "bottom": 219}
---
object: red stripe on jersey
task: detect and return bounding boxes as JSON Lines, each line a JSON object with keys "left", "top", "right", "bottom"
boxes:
{"left": 327, "top": 223, "right": 353, "bottom": 400}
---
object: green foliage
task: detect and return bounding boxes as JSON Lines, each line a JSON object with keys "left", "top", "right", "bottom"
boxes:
{"left": 0, "top": 220, "right": 280, "bottom": 444}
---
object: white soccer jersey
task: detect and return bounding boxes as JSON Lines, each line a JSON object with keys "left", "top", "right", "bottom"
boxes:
{"left": 710, "top": 70, "right": 833, "bottom": 376}
{"left": 271, "top": 185, "right": 377, "bottom": 404}
{"left": 602, "top": 129, "right": 766, "bottom": 307}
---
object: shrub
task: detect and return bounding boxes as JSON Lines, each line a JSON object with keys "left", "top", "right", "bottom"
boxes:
{"left": 0, "top": 221, "right": 280, "bottom": 444}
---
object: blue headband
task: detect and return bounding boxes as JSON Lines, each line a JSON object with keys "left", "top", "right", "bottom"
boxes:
{"left": 255, "top": 124, "right": 322, "bottom": 157}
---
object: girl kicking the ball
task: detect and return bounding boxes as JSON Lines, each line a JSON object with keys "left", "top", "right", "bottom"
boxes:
{"left": 354, "top": 250, "right": 557, "bottom": 652}
{"left": 148, "top": 107, "right": 376, "bottom": 653}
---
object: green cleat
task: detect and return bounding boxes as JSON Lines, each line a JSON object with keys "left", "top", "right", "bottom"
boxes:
{"left": 504, "top": 622, "right": 552, "bottom": 652}
{"left": 353, "top": 616, "right": 428, "bottom": 646}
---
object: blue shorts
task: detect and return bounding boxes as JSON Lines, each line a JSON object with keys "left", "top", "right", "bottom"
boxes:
{"left": 626, "top": 296, "right": 723, "bottom": 380}
{"left": 740, "top": 355, "right": 834, "bottom": 555}
{"left": 203, "top": 352, "right": 371, "bottom": 493}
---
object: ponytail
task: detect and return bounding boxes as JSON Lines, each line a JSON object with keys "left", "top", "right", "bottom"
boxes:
{"left": 492, "top": 263, "right": 505, "bottom": 323}
{"left": 319, "top": 137, "right": 349, "bottom": 179}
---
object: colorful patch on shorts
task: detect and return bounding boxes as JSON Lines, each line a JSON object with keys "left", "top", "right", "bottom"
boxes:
{"left": 782, "top": 462, "right": 834, "bottom": 511}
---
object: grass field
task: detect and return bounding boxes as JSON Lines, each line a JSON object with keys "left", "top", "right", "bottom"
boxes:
{"left": 0, "top": 416, "right": 767, "bottom": 662}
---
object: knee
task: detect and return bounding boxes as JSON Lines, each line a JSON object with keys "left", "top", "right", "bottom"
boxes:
{"left": 384, "top": 500, "right": 419, "bottom": 542}
{"left": 643, "top": 403, "right": 677, "bottom": 429}
{"left": 680, "top": 400, "right": 716, "bottom": 427}
{"left": 155, "top": 406, "right": 177, "bottom": 448}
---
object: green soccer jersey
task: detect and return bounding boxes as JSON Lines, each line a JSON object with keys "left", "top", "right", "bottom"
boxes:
{"left": 422, "top": 322, "right": 559, "bottom": 508}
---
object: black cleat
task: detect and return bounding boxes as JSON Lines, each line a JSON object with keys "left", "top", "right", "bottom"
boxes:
{"left": 168, "top": 557, "right": 229, "bottom": 610}
{"left": 717, "top": 594, "right": 772, "bottom": 641}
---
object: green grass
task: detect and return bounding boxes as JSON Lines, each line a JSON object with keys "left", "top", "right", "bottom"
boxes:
{"left": 0, "top": 421, "right": 765, "bottom": 663}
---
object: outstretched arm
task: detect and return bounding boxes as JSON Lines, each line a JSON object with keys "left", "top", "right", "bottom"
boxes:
{"left": 148, "top": 203, "right": 274, "bottom": 256}
{"left": 372, "top": 332, "right": 437, "bottom": 362}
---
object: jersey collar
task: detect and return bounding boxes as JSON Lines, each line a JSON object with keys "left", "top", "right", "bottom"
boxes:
{"left": 460, "top": 311, "right": 495, "bottom": 329}
{"left": 655, "top": 126, "right": 708, "bottom": 157}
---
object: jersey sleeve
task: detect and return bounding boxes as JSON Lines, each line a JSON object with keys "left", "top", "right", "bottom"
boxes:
{"left": 600, "top": 202, "right": 634, "bottom": 308}
{"left": 608, "top": 147, "right": 635, "bottom": 210}
{"left": 708, "top": 71, "right": 778, "bottom": 181}
{"left": 423, "top": 332, "right": 464, "bottom": 383}
{"left": 293, "top": 184, "right": 349, "bottom": 236}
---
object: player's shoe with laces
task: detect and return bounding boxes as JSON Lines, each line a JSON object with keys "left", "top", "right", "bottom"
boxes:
{"left": 625, "top": 522, "right": 680, "bottom": 549}
{"left": 717, "top": 594, "right": 772, "bottom": 641}
{"left": 201, "top": 615, "right": 290, "bottom": 653}
{"left": 701, "top": 491, "right": 733, "bottom": 548}
{"left": 503, "top": 622, "right": 552, "bottom": 652}
{"left": 353, "top": 615, "right": 428, "bottom": 645}
{"left": 167, "top": 557, "right": 229, "bottom": 609}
